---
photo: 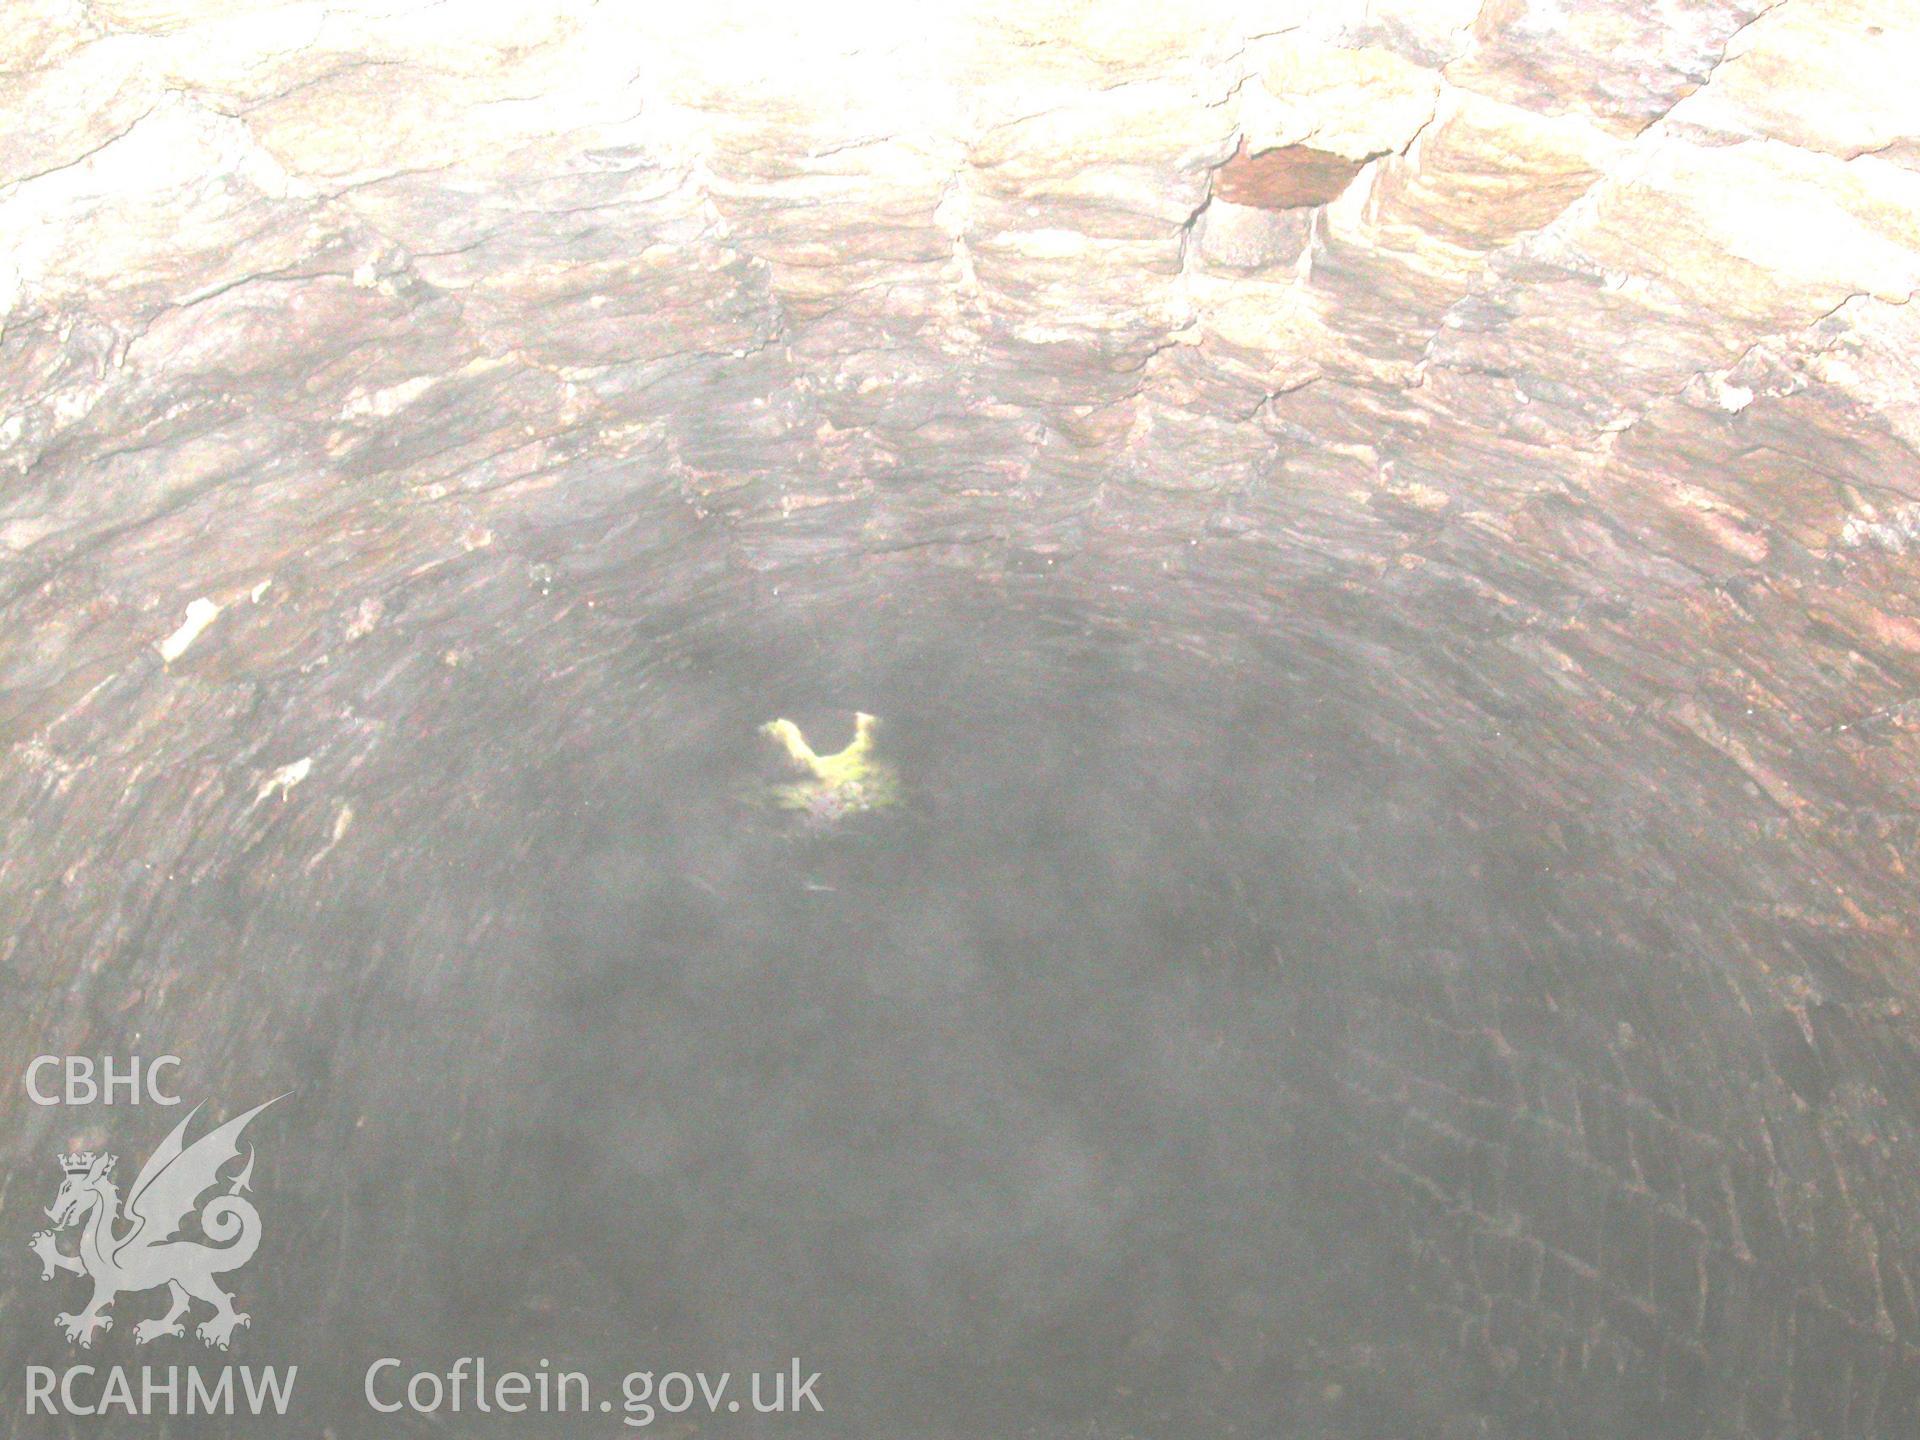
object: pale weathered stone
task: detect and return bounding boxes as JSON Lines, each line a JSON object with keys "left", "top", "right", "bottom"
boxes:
{"left": 1194, "top": 197, "right": 1315, "bottom": 270}
{"left": 1243, "top": 37, "right": 1442, "bottom": 160}
{"left": 1669, "top": 0, "right": 1920, "bottom": 162}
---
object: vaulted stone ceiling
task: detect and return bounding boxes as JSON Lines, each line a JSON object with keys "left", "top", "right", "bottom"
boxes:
{"left": 5, "top": 2, "right": 1920, "bottom": 1436}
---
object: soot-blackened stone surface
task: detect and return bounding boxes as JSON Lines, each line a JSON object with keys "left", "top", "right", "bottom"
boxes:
{"left": 4, "top": 2, "right": 1920, "bottom": 1437}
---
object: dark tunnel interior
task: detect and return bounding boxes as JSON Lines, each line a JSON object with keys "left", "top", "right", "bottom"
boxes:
{"left": 5, "top": 4, "right": 1920, "bottom": 1437}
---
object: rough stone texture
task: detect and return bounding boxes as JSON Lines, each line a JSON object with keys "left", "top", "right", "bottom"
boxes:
{"left": 4, "top": 2, "right": 1920, "bottom": 1436}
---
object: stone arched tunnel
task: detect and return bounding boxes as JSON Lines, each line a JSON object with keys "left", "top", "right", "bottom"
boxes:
{"left": 4, "top": 3, "right": 1919, "bottom": 1437}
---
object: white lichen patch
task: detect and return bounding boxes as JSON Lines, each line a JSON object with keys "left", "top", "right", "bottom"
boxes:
{"left": 305, "top": 802, "right": 355, "bottom": 870}
{"left": 343, "top": 597, "right": 384, "bottom": 642}
{"left": 1714, "top": 379, "right": 1755, "bottom": 413}
{"left": 157, "top": 597, "right": 222, "bottom": 663}
{"left": 1841, "top": 502, "right": 1920, "bottom": 554}
{"left": 760, "top": 713, "right": 900, "bottom": 829}
{"left": 339, "top": 374, "right": 438, "bottom": 422}
{"left": 1387, "top": 480, "right": 1451, "bottom": 511}
{"left": 254, "top": 756, "right": 312, "bottom": 806}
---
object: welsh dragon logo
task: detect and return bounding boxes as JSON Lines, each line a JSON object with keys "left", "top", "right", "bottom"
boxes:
{"left": 27, "top": 1097, "right": 285, "bottom": 1350}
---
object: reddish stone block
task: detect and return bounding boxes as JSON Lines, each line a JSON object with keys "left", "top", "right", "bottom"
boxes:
{"left": 1214, "top": 141, "right": 1367, "bottom": 210}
